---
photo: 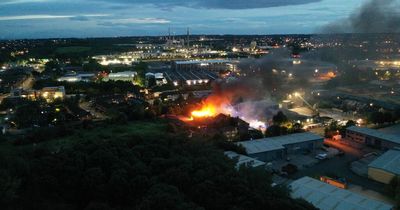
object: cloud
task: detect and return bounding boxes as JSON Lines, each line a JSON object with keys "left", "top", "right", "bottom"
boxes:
{"left": 98, "top": 18, "right": 171, "bottom": 27}
{"left": 0, "top": 14, "right": 109, "bottom": 21}
{"left": 0, "top": 0, "right": 50, "bottom": 5}
{"left": 97, "top": 0, "right": 322, "bottom": 10}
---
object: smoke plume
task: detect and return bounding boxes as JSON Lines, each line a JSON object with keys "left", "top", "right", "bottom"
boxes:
{"left": 321, "top": 0, "right": 400, "bottom": 34}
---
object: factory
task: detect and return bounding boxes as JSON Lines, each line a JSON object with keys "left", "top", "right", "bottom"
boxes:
{"left": 368, "top": 148, "right": 400, "bottom": 184}
{"left": 163, "top": 69, "right": 217, "bottom": 87}
{"left": 106, "top": 71, "right": 137, "bottom": 82}
{"left": 290, "top": 176, "right": 393, "bottom": 210}
{"left": 172, "top": 59, "right": 232, "bottom": 72}
{"left": 345, "top": 126, "right": 400, "bottom": 150}
{"left": 236, "top": 133, "right": 324, "bottom": 162}
{"left": 57, "top": 73, "right": 95, "bottom": 82}
{"left": 145, "top": 72, "right": 168, "bottom": 86}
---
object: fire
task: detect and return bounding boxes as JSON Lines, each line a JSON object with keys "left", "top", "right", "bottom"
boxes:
{"left": 191, "top": 103, "right": 217, "bottom": 118}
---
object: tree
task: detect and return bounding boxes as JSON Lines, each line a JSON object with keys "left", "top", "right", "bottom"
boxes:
{"left": 272, "top": 111, "right": 288, "bottom": 126}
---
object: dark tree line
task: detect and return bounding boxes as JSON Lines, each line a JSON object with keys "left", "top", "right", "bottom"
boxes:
{"left": 0, "top": 122, "right": 316, "bottom": 210}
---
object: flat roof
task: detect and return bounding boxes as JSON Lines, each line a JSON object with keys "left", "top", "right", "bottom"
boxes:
{"left": 369, "top": 148, "right": 400, "bottom": 175}
{"left": 175, "top": 59, "right": 231, "bottom": 65}
{"left": 236, "top": 132, "right": 323, "bottom": 154}
{"left": 290, "top": 176, "right": 393, "bottom": 210}
{"left": 347, "top": 126, "right": 400, "bottom": 145}
{"left": 224, "top": 151, "right": 266, "bottom": 168}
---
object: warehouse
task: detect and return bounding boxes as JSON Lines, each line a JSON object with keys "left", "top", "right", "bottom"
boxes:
{"left": 346, "top": 126, "right": 400, "bottom": 150}
{"left": 368, "top": 148, "right": 400, "bottom": 184}
{"left": 224, "top": 151, "right": 266, "bottom": 169}
{"left": 290, "top": 176, "right": 393, "bottom": 210}
{"left": 107, "top": 71, "right": 137, "bottom": 82}
{"left": 236, "top": 133, "right": 323, "bottom": 162}
{"left": 163, "top": 69, "right": 217, "bottom": 87}
{"left": 173, "top": 59, "right": 231, "bottom": 72}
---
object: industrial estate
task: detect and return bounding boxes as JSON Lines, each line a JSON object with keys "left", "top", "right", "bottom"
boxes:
{"left": 1, "top": 0, "right": 400, "bottom": 210}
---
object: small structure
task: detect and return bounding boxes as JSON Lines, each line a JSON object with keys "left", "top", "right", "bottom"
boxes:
{"left": 346, "top": 126, "right": 400, "bottom": 150}
{"left": 368, "top": 148, "right": 400, "bottom": 184}
{"left": 290, "top": 176, "right": 393, "bottom": 210}
{"left": 224, "top": 151, "right": 265, "bottom": 169}
{"left": 236, "top": 133, "right": 323, "bottom": 162}
{"left": 41, "top": 86, "right": 65, "bottom": 102}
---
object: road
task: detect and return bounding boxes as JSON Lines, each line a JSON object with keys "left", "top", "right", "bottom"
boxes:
{"left": 324, "top": 139, "right": 365, "bottom": 158}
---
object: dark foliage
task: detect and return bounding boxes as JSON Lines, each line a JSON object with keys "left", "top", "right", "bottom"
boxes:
{"left": 0, "top": 124, "right": 316, "bottom": 210}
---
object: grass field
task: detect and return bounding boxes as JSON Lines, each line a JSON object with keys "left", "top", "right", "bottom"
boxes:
{"left": 55, "top": 46, "right": 92, "bottom": 54}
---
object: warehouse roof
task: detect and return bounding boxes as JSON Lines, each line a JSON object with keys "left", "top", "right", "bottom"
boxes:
{"left": 236, "top": 132, "right": 323, "bottom": 154}
{"left": 175, "top": 59, "right": 231, "bottom": 65}
{"left": 224, "top": 151, "right": 266, "bottom": 169}
{"left": 347, "top": 126, "right": 400, "bottom": 145}
{"left": 369, "top": 148, "right": 400, "bottom": 175}
{"left": 290, "top": 176, "right": 393, "bottom": 210}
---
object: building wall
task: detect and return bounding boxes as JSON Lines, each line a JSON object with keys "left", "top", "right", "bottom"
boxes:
{"left": 368, "top": 167, "right": 396, "bottom": 184}
{"left": 248, "top": 139, "right": 323, "bottom": 162}
{"left": 346, "top": 130, "right": 366, "bottom": 144}
{"left": 346, "top": 130, "right": 400, "bottom": 150}
{"left": 249, "top": 150, "right": 284, "bottom": 162}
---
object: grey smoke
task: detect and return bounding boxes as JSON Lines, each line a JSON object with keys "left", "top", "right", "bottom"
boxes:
{"left": 321, "top": 0, "right": 400, "bottom": 33}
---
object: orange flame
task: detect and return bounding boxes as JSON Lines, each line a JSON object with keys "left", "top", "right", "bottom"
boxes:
{"left": 191, "top": 103, "right": 217, "bottom": 118}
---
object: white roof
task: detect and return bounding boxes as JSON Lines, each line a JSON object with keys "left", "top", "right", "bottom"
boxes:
{"left": 347, "top": 126, "right": 400, "bottom": 145}
{"left": 175, "top": 59, "right": 231, "bottom": 65}
{"left": 290, "top": 176, "right": 393, "bottom": 210}
{"left": 369, "top": 148, "right": 400, "bottom": 175}
{"left": 108, "top": 71, "right": 137, "bottom": 77}
{"left": 224, "top": 151, "right": 266, "bottom": 168}
{"left": 236, "top": 132, "right": 323, "bottom": 154}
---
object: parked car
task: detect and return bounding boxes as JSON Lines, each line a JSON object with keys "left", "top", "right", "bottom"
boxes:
{"left": 315, "top": 153, "right": 328, "bottom": 160}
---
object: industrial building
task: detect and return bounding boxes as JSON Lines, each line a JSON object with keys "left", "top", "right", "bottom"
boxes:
{"left": 173, "top": 59, "right": 232, "bottom": 72}
{"left": 41, "top": 86, "right": 66, "bottom": 102}
{"left": 163, "top": 69, "right": 217, "bottom": 87}
{"left": 107, "top": 71, "right": 137, "bottom": 82}
{"left": 224, "top": 151, "right": 266, "bottom": 169}
{"left": 57, "top": 73, "right": 95, "bottom": 82}
{"left": 290, "top": 176, "right": 393, "bottom": 210}
{"left": 236, "top": 133, "right": 323, "bottom": 162}
{"left": 368, "top": 148, "right": 400, "bottom": 184}
{"left": 346, "top": 126, "right": 400, "bottom": 150}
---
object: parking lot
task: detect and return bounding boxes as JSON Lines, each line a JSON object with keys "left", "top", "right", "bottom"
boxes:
{"left": 289, "top": 142, "right": 386, "bottom": 193}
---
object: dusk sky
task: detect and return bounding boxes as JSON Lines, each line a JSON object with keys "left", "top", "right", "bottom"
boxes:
{"left": 0, "top": 0, "right": 369, "bottom": 39}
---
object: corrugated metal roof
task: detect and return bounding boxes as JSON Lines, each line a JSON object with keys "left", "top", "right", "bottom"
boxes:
{"left": 347, "top": 126, "right": 400, "bottom": 145}
{"left": 175, "top": 59, "right": 231, "bottom": 65}
{"left": 368, "top": 149, "right": 400, "bottom": 175}
{"left": 290, "top": 176, "right": 393, "bottom": 210}
{"left": 224, "top": 151, "right": 266, "bottom": 168}
{"left": 236, "top": 132, "right": 323, "bottom": 154}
